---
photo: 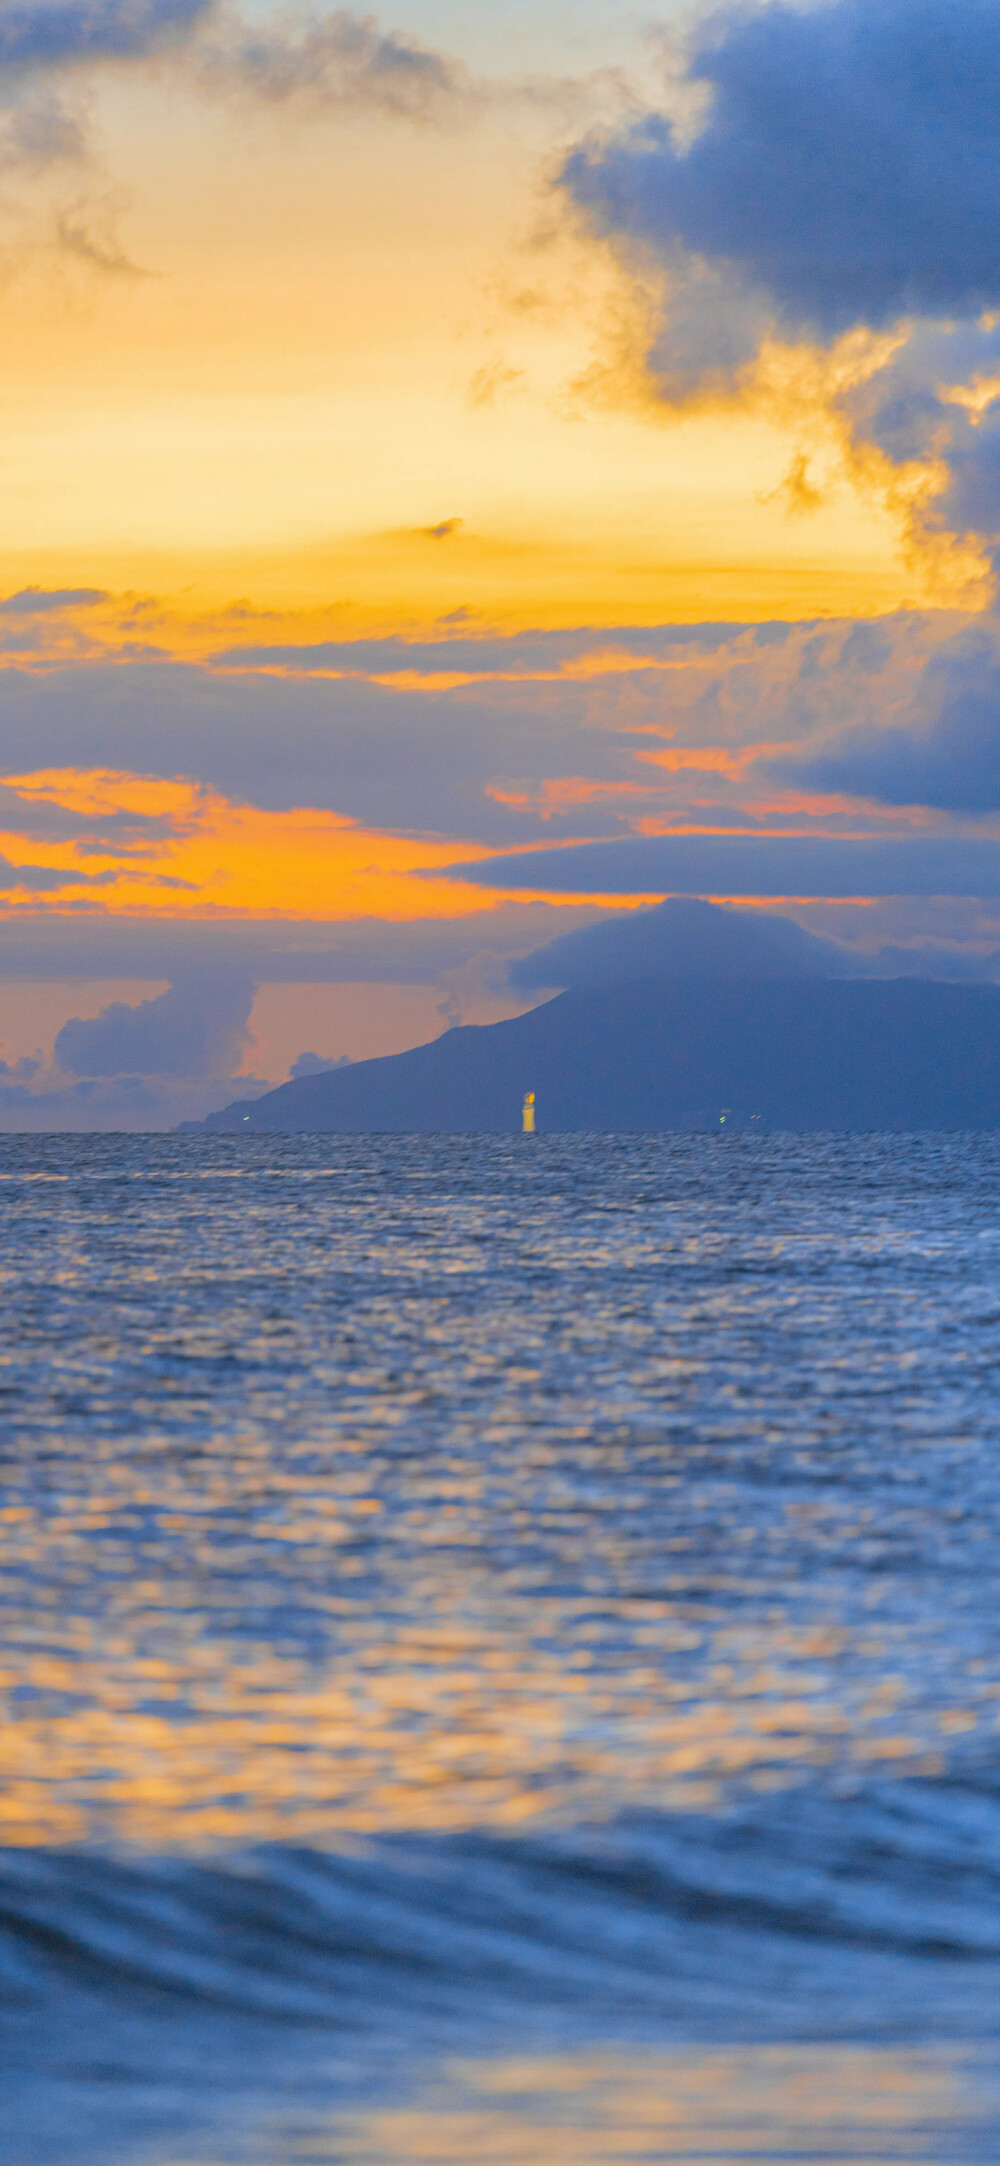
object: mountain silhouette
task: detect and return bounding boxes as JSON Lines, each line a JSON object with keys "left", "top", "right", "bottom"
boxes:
{"left": 508, "top": 895, "right": 853, "bottom": 989}
{"left": 196, "top": 977, "right": 1000, "bottom": 1132}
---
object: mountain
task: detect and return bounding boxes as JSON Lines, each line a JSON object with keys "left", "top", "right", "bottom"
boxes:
{"left": 507, "top": 896, "right": 1000, "bottom": 990}
{"left": 196, "top": 977, "right": 1000, "bottom": 1132}
{"left": 508, "top": 895, "right": 855, "bottom": 989}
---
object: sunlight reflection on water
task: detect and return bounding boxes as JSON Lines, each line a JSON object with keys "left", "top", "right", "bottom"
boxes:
{"left": 1, "top": 1133, "right": 997, "bottom": 1847}
{"left": 178, "top": 2046, "right": 997, "bottom": 2166}
{"left": 1, "top": 1134, "right": 999, "bottom": 2166}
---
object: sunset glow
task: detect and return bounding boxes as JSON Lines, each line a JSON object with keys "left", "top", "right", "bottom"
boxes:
{"left": 0, "top": 0, "right": 997, "bottom": 1118}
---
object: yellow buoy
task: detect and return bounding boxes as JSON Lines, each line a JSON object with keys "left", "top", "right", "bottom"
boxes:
{"left": 522, "top": 1091, "right": 536, "bottom": 1134}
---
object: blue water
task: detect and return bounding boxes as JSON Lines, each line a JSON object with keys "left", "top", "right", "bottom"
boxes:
{"left": 1, "top": 1133, "right": 998, "bottom": 2164}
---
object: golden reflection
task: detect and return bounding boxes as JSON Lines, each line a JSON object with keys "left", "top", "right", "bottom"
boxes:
{"left": 229, "top": 2045, "right": 985, "bottom": 2165}
{"left": 0, "top": 1547, "right": 958, "bottom": 1847}
{"left": 2, "top": 1296, "right": 992, "bottom": 1849}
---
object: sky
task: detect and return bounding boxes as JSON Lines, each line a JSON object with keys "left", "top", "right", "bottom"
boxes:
{"left": 1, "top": 0, "right": 999, "bottom": 1125}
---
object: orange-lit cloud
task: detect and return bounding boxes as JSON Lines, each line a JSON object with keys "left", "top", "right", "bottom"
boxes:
{"left": 0, "top": 769, "right": 499, "bottom": 920}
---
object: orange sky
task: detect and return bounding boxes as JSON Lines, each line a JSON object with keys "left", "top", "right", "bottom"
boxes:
{"left": 0, "top": 46, "right": 974, "bottom": 632}
{"left": 0, "top": 1, "right": 996, "bottom": 1110}
{"left": 0, "top": 769, "right": 499, "bottom": 919}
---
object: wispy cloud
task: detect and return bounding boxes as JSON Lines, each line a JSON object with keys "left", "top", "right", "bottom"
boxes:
{"left": 446, "top": 833, "right": 1000, "bottom": 900}
{"left": 0, "top": 0, "right": 629, "bottom": 130}
{"left": 0, "top": 84, "right": 84, "bottom": 167}
{"left": 194, "top": 6, "right": 472, "bottom": 123}
{"left": 190, "top": 6, "right": 633, "bottom": 129}
{"left": 54, "top": 195, "right": 150, "bottom": 274}
{"left": 418, "top": 518, "right": 463, "bottom": 541}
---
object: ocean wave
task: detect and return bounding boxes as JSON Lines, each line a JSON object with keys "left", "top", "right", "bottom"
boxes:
{"left": 3, "top": 1771, "right": 998, "bottom": 2037}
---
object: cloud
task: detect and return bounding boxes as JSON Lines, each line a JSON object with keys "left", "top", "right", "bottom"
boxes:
{"left": 558, "top": 0, "right": 1000, "bottom": 577}
{"left": 0, "top": 85, "right": 84, "bottom": 166}
{"left": 0, "top": 616, "right": 995, "bottom": 961}
{"left": 0, "top": 0, "right": 518, "bottom": 230}
{"left": 561, "top": 0, "right": 1000, "bottom": 341}
{"left": 0, "top": 847, "right": 113, "bottom": 889}
{"left": 767, "top": 690, "right": 1000, "bottom": 815}
{"left": 289, "top": 1048, "right": 350, "bottom": 1077}
{"left": 0, "top": 657, "right": 662, "bottom": 844}
{"left": 0, "top": 0, "right": 210, "bottom": 73}
{"left": 189, "top": 8, "right": 632, "bottom": 131}
{"left": 835, "top": 316, "right": 1000, "bottom": 570}
{"left": 0, "top": 585, "right": 108, "bottom": 612}
{"left": 760, "top": 452, "right": 825, "bottom": 518}
{"left": 54, "top": 971, "right": 255, "bottom": 1076}
{"left": 0, "top": 0, "right": 627, "bottom": 134}
{"left": 764, "top": 647, "right": 1000, "bottom": 814}
{"left": 0, "top": 780, "right": 180, "bottom": 846}
{"left": 509, "top": 894, "right": 1000, "bottom": 988}
{"left": 214, "top": 620, "right": 746, "bottom": 676}
{"left": 195, "top": 9, "right": 469, "bottom": 123}
{"left": 0, "top": 615, "right": 973, "bottom": 862}
{"left": 0, "top": 1068, "right": 273, "bottom": 1131}
{"left": 450, "top": 833, "right": 1000, "bottom": 898}
{"left": 510, "top": 895, "right": 853, "bottom": 988}
{"left": 0, "top": 0, "right": 212, "bottom": 240}
{"left": 54, "top": 196, "right": 149, "bottom": 275}
{"left": 0, "top": 903, "right": 606, "bottom": 984}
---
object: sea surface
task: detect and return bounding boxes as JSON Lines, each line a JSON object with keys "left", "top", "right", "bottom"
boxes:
{"left": 1, "top": 1132, "right": 998, "bottom": 2165}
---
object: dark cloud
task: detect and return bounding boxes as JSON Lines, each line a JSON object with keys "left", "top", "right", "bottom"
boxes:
{"left": 0, "top": 0, "right": 210, "bottom": 73}
{"left": 557, "top": 0, "right": 1000, "bottom": 572}
{"left": 766, "top": 674, "right": 1000, "bottom": 815}
{"left": 0, "top": 903, "right": 605, "bottom": 984}
{"left": 510, "top": 896, "right": 853, "bottom": 989}
{"left": 0, "top": 657, "right": 659, "bottom": 844}
{"left": 0, "top": 616, "right": 981, "bottom": 864}
{"left": 55, "top": 972, "right": 255, "bottom": 1077}
{"left": 561, "top": 0, "right": 1000, "bottom": 340}
{"left": 0, "top": 619, "right": 964, "bottom": 859}
{"left": 451, "top": 834, "right": 1000, "bottom": 898}
{"left": 215, "top": 621, "right": 749, "bottom": 675}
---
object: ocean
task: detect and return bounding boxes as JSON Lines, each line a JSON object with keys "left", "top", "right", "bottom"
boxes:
{"left": 1, "top": 1132, "right": 998, "bottom": 2165}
